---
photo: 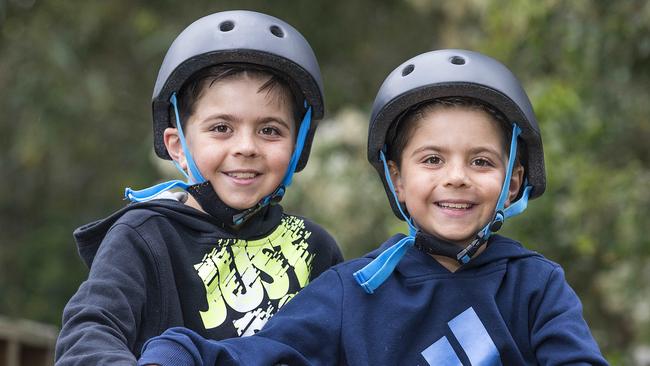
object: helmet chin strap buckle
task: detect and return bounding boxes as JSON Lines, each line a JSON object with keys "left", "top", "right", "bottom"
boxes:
{"left": 490, "top": 210, "right": 505, "bottom": 232}
{"left": 231, "top": 185, "right": 285, "bottom": 228}
{"left": 456, "top": 233, "right": 487, "bottom": 265}
{"left": 455, "top": 210, "right": 505, "bottom": 265}
{"left": 232, "top": 203, "right": 266, "bottom": 228}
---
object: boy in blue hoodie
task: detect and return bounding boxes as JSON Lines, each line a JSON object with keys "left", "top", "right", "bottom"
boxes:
{"left": 138, "top": 49, "right": 607, "bottom": 365}
{"left": 55, "top": 11, "right": 343, "bottom": 365}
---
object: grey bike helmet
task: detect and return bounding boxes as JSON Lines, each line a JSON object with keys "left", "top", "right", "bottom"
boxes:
{"left": 152, "top": 10, "right": 325, "bottom": 172}
{"left": 368, "top": 49, "right": 546, "bottom": 218}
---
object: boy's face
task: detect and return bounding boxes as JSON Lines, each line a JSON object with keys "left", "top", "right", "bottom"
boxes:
{"left": 165, "top": 75, "right": 295, "bottom": 210}
{"left": 389, "top": 107, "right": 523, "bottom": 247}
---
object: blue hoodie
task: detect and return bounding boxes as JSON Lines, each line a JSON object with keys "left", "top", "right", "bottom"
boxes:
{"left": 139, "top": 234, "right": 607, "bottom": 365}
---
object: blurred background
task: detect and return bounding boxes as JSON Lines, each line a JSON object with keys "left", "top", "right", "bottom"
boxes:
{"left": 1, "top": 0, "right": 649, "bottom": 364}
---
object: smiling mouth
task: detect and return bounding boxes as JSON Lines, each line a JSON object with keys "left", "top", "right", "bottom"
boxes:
{"left": 225, "top": 172, "right": 259, "bottom": 179}
{"left": 436, "top": 202, "right": 475, "bottom": 209}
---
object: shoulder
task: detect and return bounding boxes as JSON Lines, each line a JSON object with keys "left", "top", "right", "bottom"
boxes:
{"left": 100, "top": 203, "right": 190, "bottom": 252}
{"left": 99, "top": 205, "right": 175, "bottom": 251}
{"left": 521, "top": 254, "right": 563, "bottom": 274}
{"left": 509, "top": 246, "right": 562, "bottom": 274}
{"left": 511, "top": 254, "right": 567, "bottom": 294}
{"left": 95, "top": 209, "right": 174, "bottom": 254}
{"left": 329, "top": 257, "right": 373, "bottom": 277}
{"left": 113, "top": 207, "right": 166, "bottom": 229}
{"left": 106, "top": 200, "right": 211, "bottom": 238}
{"left": 489, "top": 235, "right": 561, "bottom": 272}
{"left": 75, "top": 200, "right": 203, "bottom": 268}
{"left": 114, "top": 200, "right": 189, "bottom": 228}
{"left": 492, "top": 237, "right": 569, "bottom": 292}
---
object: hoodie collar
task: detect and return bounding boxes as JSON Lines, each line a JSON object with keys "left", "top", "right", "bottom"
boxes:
{"left": 365, "top": 234, "right": 539, "bottom": 278}
{"left": 74, "top": 199, "right": 283, "bottom": 268}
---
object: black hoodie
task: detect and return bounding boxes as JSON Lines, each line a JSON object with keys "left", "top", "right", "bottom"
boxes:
{"left": 54, "top": 198, "right": 342, "bottom": 366}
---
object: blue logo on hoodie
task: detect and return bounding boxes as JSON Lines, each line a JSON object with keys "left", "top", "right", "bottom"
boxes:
{"left": 421, "top": 307, "right": 501, "bottom": 366}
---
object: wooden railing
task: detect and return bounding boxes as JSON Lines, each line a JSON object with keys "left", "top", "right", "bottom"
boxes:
{"left": 0, "top": 316, "right": 58, "bottom": 366}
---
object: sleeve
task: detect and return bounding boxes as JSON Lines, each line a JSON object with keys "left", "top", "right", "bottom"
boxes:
{"left": 138, "top": 268, "right": 345, "bottom": 366}
{"left": 530, "top": 266, "right": 609, "bottom": 365}
{"left": 55, "top": 223, "right": 158, "bottom": 366}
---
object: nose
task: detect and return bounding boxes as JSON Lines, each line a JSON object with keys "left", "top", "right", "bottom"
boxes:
{"left": 233, "top": 130, "right": 259, "bottom": 158}
{"left": 444, "top": 161, "right": 469, "bottom": 188}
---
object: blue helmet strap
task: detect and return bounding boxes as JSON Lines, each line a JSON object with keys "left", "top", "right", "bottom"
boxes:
{"left": 124, "top": 93, "right": 205, "bottom": 202}
{"left": 169, "top": 93, "right": 206, "bottom": 184}
{"left": 354, "top": 123, "right": 533, "bottom": 293}
{"left": 353, "top": 149, "right": 417, "bottom": 294}
{"left": 124, "top": 179, "right": 191, "bottom": 202}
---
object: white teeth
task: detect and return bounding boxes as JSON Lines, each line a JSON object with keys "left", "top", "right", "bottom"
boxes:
{"left": 228, "top": 172, "right": 257, "bottom": 179}
{"left": 438, "top": 202, "right": 472, "bottom": 209}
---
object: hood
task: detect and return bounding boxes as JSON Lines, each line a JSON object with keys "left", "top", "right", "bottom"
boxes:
{"left": 363, "top": 233, "right": 541, "bottom": 275}
{"left": 73, "top": 198, "right": 282, "bottom": 268}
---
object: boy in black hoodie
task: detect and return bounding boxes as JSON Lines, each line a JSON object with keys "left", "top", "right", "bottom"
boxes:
{"left": 138, "top": 49, "right": 607, "bottom": 365}
{"left": 55, "top": 11, "right": 342, "bottom": 365}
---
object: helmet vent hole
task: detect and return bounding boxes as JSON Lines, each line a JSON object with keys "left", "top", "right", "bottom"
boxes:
{"left": 219, "top": 21, "right": 235, "bottom": 32}
{"left": 450, "top": 56, "right": 466, "bottom": 65}
{"left": 401, "top": 64, "right": 415, "bottom": 77}
{"left": 270, "top": 25, "right": 284, "bottom": 38}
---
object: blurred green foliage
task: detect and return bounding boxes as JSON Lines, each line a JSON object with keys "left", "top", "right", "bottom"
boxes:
{"left": 1, "top": 0, "right": 649, "bottom": 363}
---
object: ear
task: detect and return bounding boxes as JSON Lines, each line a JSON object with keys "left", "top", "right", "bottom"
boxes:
{"left": 163, "top": 127, "right": 187, "bottom": 170}
{"left": 386, "top": 160, "right": 405, "bottom": 203}
{"left": 504, "top": 164, "right": 524, "bottom": 207}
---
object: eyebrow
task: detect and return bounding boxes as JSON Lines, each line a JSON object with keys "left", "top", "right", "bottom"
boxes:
{"left": 410, "top": 145, "right": 444, "bottom": 156}
{"left": 198, "top": 113, "right": 235, "bottom": 124}
{"left": 468, "top": 146, "right": 505, "bottom": 157}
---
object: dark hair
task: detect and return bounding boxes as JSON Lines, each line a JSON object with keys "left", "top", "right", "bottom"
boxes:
{"left": 171, "top": 63, "right": 302, "bottom": 128}
{"left": 387, "top": 97, "right": 525, "bottom": 168}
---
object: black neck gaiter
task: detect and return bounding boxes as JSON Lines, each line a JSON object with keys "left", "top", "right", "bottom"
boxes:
{"left": 414, "top": 231, "right": 464, "bottom": 259}
{"left": 186, "top": 181, "right": 282, "bottom": 239}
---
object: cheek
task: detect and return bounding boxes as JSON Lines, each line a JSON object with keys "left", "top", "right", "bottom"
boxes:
{"left": 268, "top": 143, "right": 294, "bottom": 167}
{"left": 402, "top": 166, "right": 437, "bottom": 189}
{"left": 187, "top": 141, "right": 229, "bottom": 170}
{"left": 400, "top": 170, "right": 432, "bottom": 201}
{"left": 185, "top": 131, "right": 209, "bottom": 154}
{"left": 191, "top": 143, "right": 220, "bottom": 160}
{"left": 478, "top": 173, "right": 506, "bottom": 199}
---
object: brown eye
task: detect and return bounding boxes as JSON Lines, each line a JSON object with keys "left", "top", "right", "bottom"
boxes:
{"left": 211, "top": 124, "right": 230, "bottom": 133}
{"left": 261, "top": 126, "right": 280, "bottom": 136}
{"left": 472, "top": 158, "right": 492, "bottom": 167}
{"left": 424, "top": 156, "right": 442, "bottom": 165}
